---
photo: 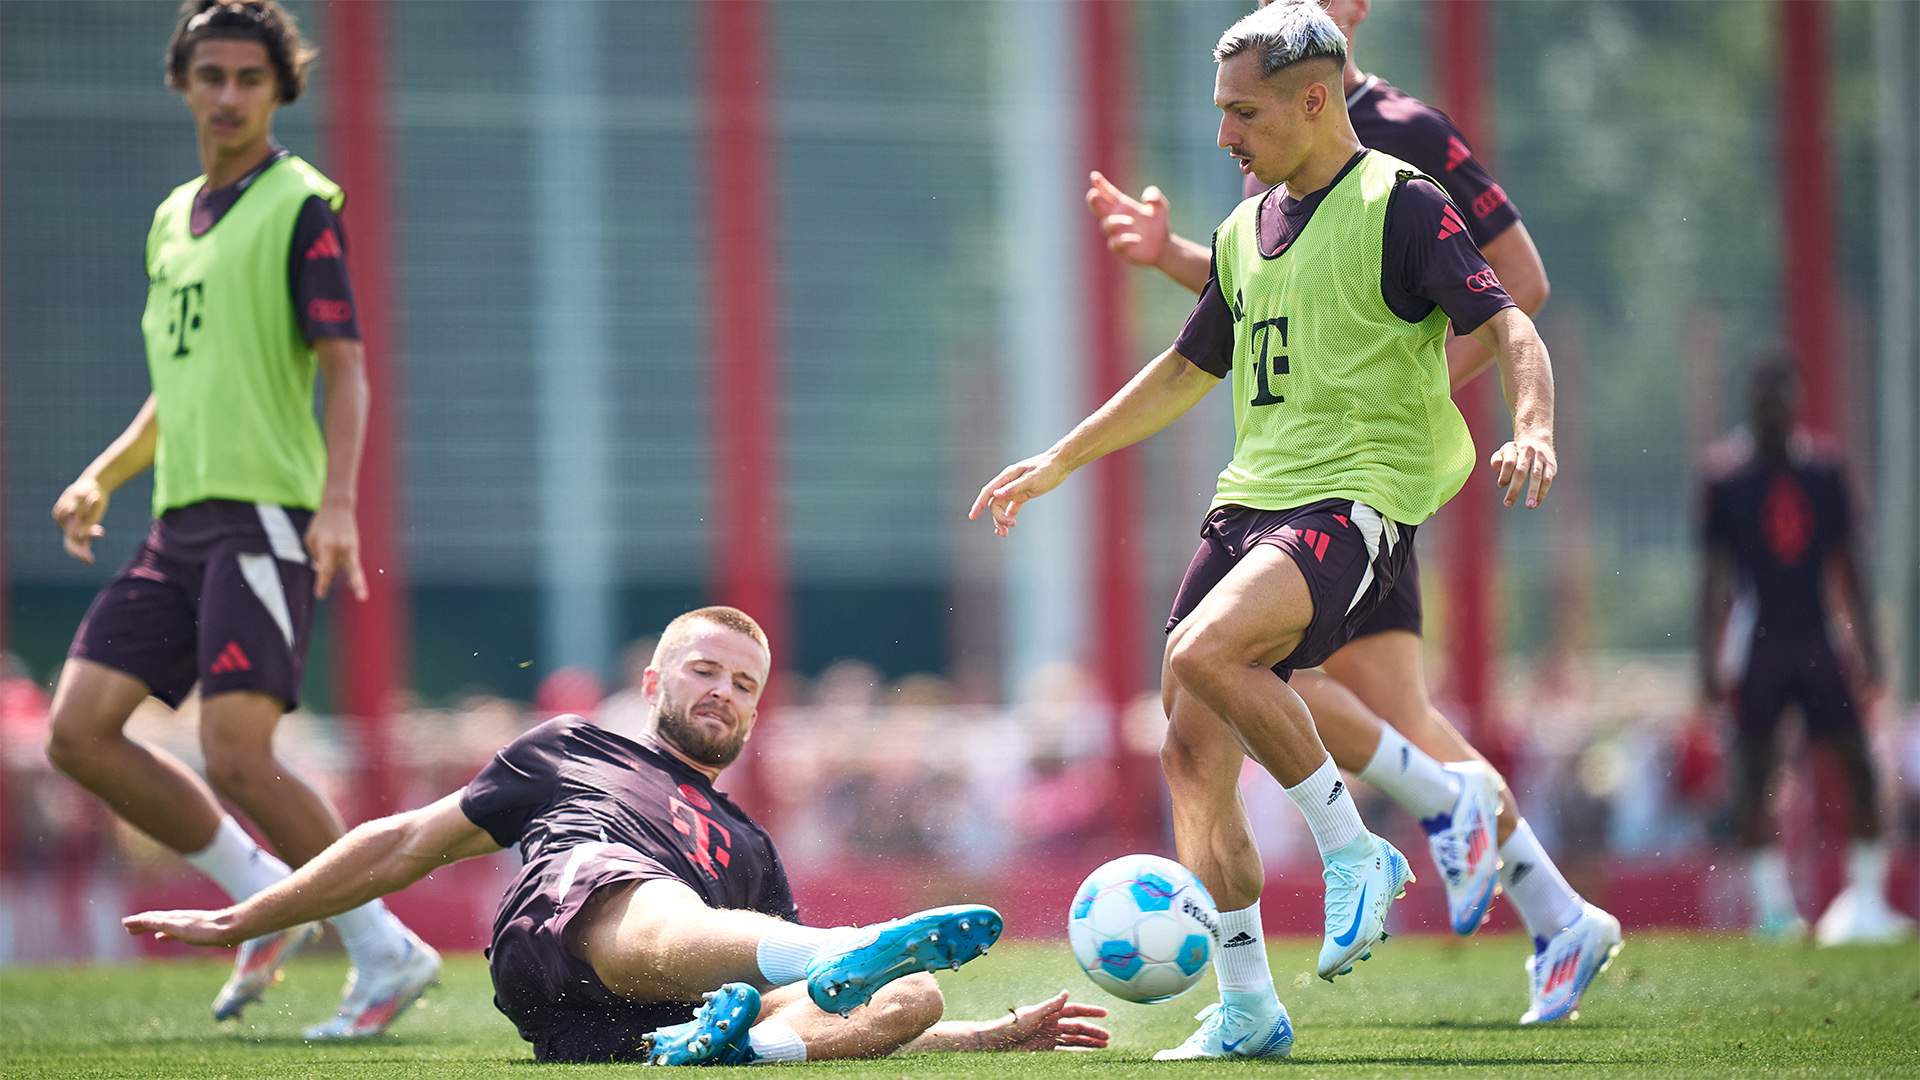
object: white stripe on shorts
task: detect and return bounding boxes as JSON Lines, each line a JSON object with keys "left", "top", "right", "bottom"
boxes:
{"left": 554, "top": 842, "right": 611, "bottom": 905}
{"left": 237, "top": 552, "right": 298, "bottom": 648}
{"left": 1345, "top": 502, "right": 1400, "bottom": 615}
{"left": 255, "top": 503, "right": 309, "bottom": 565}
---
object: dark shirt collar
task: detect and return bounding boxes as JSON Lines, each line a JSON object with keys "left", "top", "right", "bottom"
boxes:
{"left": 190, "top": 143, "right": 290, "bottom": 237}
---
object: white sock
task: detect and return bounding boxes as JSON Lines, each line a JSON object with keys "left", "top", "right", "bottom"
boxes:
{"left": 1497, "top": 819, "right": 1585, "bottom": 941}
{"left": 1284, "top": 755, "right": 1366, "bottom": 856}
{"left": 330, "top": 900, "right": 410, "bottom": 969}
{"left": 182, "top": 816, "right": 290, "bottom": 901}
{"left": 1357, "top": 725, "right": 1462, "bottom": 826}
{"left": 1749, "top": 847, "right": 1797, "bottom": 924}
{"left": 755, "top": 922, "right": 846, "bottom": 986}
{"left": 1846, "top": 840, "right": 1889, "bottom": 897}
{"left": 747, "top": 1019, "right": 807, "bottom": 1063}
{"left": 1212, "top": 903, "right": 1278, "bottom": 1014}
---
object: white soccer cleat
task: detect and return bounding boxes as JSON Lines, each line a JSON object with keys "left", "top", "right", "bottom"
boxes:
{"left": 1519, "top": 902, "right": 1622, "bottom": 1024}
{"left": 212, "top": 922, "right": 322, "bottom": 1021}
{"left": 302, "top": 931, "right": 442, "bottom": 1040}
{"left": 1317, "top": 832, "right": 1414, "bottom": 981}
{"left": 1427, "top": 761, "right": 1503, "bottom": 936}
{"left": 1812, "top": 886, "right": 1916, "bottom": 947}
{"left": 1152, "top": 999, "right": 1294, "bottom": 1060}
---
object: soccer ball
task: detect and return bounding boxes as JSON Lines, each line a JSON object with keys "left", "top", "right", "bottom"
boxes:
{"left": 1067, "top": 854, "right": 1219, "bottom": 1004}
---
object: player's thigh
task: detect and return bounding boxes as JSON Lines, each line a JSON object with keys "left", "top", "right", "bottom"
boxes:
{"left": 197, "top": 689, "right": 294, "bottom": 774}
{"left": 46, "top": 658, "right": 155, "bottom": 755}
{"left": 1319, "top": 630, "right": 1428, "bottom": 729}
{"left": 1320, "top": 631, "right": 1481, "bottom": 763}
{"left": 1170, "top": 544, "right": 1314, "bottom": 675}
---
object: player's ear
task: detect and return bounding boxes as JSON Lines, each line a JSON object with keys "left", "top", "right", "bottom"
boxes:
{"left": 641, "top": 666, "right": 661, "bottom": 705}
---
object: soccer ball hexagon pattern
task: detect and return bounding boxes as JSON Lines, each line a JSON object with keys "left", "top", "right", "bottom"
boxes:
{"left": 1067, "top": 853, "right": 1220, "bottom": 1004}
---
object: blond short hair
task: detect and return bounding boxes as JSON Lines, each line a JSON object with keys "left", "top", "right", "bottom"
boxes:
{"left": 652, "top": 606, "right": 770, "bottom": 668}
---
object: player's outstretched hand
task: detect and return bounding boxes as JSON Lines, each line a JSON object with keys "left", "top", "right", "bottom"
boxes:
{"left": 1086, "top": 171, "right": 1171, "bottom": 271}
{"left": 1489, "top": 435, "right": 1555, "bottom": 509}
{"left": 306, "top": 501, "right": 369, "bottom": 601}
{"left": 51, "top": 478, "right": 110, "bottom": 564}
{"left": 123, "top": 907, "right": 242, "bottom": 948}
{"left": 994, "top": 991, "right": 1111, "bottom": 1052}
{"left": 969, "top": 454, "right": 1070, "bottom": 537}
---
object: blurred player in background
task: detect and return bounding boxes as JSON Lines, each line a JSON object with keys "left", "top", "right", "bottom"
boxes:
{"left": 1698, "top": 357, "right": 1913, "bottom": 945}
{"left": 44, "top": 0, "right": 434, "bottom": 1038}
{"left": 127, "top": 607, "right": 1111, "bottom": 1064}
{"left": 976, "top": 2, "right": 1556, "bottom": 1059}
{"left": 1086, "top": 0, "right": 1618, "bottom": 1026}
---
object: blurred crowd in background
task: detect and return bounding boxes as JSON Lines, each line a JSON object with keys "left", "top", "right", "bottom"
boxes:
{"left": 5, "top": 641, "right": 1914, "bottom": 962}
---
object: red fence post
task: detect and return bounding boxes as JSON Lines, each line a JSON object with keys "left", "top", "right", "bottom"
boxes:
{"left": 324, "top": 0, "right": 406, "bottom": 820}
{"left": 704, "top": 0, "right": 786, "bottom": 815}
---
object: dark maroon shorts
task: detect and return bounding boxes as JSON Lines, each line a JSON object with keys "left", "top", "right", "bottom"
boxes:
{"left": 69, "top": 500, "right": 316, "bottom": 710}
{"left": 1733, "top": 635, "right": 1859, "bottom": 742}
{"left": 1349, "top": 546, "right": 1424, "bottom": 639}
{"left": 1167, "top": 500, "right": 1414, "bottom": 679}
{"left": 489, "top": 843, "right": 703, "bottom": 1063}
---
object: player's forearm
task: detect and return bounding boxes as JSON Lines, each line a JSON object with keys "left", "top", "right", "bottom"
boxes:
{"left": 1159, "top": 234, "right": 1213, "bottom": 296}
{"left": 314, "top": 338, "right": 369, "bottom": 512}
{"left": 221, "top": 815, "right": 447, "bottom": 941}
{"left": 1046, "top": 348, "right": 1215, "bottom": 474}
{"left": 79, "top": 395, "right": 159, "bottom": 492}
{"left": 901, "top": 1017, "right": 1024, "bottom": 1053}
{"left": 1483, "top": 309, "right": 1553, "bottom": 442}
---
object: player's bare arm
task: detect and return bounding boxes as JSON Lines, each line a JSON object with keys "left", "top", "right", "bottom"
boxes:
{"left": 124, "top": 791, "right": 498, "bottom": 947}
{"left": 1830, "top": 544, "right": 1884, "bottom": 690}
{"left": 969, "top": 346, "right": 1216, "bottom": 535}
{"left": 1697, "top": 542, "right": 1736, "bottom": 702}
{"left": 1447, "top": 221, "right": 1550, "bottom": 391}
{"left": 309, "top": 336, "right": 369, "bottom": 601}
{"left": 1086, "top": 172, "right": 1212, "bottom": 295}
{"left": 902, "top": 991, "right": 1110, "bottom": 1053}
{"left": 1470, "top": 306, "right": 1555, "bottom": 509}
{"left": 52, "top": 394, "right": 160, "bottom": 564}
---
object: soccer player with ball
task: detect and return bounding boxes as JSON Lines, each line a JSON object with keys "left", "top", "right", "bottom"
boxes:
{"left": 127, "top": 608, "right": 1111, "bottom": 1063}
{"left": 1086, "top": 0, "right": 1621, "bottom": 1028}
{"left": 975, "top": 1, "right": 1556, "bottom": 1059}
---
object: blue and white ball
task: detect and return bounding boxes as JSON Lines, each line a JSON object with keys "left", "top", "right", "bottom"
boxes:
{"left": 1068, "top": 854, "right": 1219, "bottom": 1004}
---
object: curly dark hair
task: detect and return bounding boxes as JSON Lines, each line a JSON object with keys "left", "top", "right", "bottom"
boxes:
{"left": 165, "top": 0, "right": 316, "bottom": 104}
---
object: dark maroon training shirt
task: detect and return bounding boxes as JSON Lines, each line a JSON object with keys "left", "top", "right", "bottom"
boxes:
{"left": 1176, "top": 150, "right": 1514, "bottom": 378}
{"left": 1241, "top": 74, "right": 1523, "bottom": 244}
{"left": 1703, "top": 451, "right": 1855, "bottom": 644}
{"left": 461, "top": 715, "right": 799, "bottom": 921}
{"left": 189, "top": 146, "right": 361, "bottom": 343}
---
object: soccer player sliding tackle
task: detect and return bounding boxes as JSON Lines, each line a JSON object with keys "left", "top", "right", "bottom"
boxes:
{"left": 127, "top": 607, "right": 1109, "bottom": 1063}
{"left": 974, "top": 2, "right": 1556, "bottom": 1059}
{"left": 1085, "top": 0, "right": 1619, "bottom": 1027}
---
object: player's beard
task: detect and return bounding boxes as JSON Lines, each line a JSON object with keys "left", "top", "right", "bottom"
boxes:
{"left": 653, "top": 689, "right": 749, "bottom": 769}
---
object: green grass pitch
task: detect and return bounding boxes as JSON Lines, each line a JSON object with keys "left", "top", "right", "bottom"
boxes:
{"left": 3, "top": 933, "right": 1916, "bottom": 1078}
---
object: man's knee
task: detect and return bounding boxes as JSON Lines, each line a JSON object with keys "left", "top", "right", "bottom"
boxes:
{"left": 866, "top": 973, "right": 943, "bottom": 1044}
{"left": 199, "top": 741, "right": 278, "bottom": 800}
{"left": 1167, "top": 625, "right": 1233, "bottom": 695}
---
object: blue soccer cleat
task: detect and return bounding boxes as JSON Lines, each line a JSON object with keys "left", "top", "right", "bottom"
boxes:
{"left": 1426, "top": 762, "right": 1503, "bottom": 936}
{"left": 1317, "top": 832, "right": 1414, "bottom": 981}
{"left": 1519, "top": 903, "right": 1622, "bottom": 1024}
{"left": 806, "top": 904, "right": 1002, "bottom": 1016}
{"left": 1152, "top": 999, "right": 1294, "bottom": 1060}
{"left": 642, "top": 982, "right": 761, "bottom": 1065}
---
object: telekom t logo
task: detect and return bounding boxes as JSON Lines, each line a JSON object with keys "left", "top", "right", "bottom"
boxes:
{"left": 669, "top": 784, "right": 733, "bottom": 879}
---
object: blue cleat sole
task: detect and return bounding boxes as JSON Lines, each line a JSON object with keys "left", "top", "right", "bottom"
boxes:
{"left": 643, "top": 982, "right": 760, "bottom": 1065}
{"left": 807, "top": 905, "right": 1002, "bottom": 1016}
